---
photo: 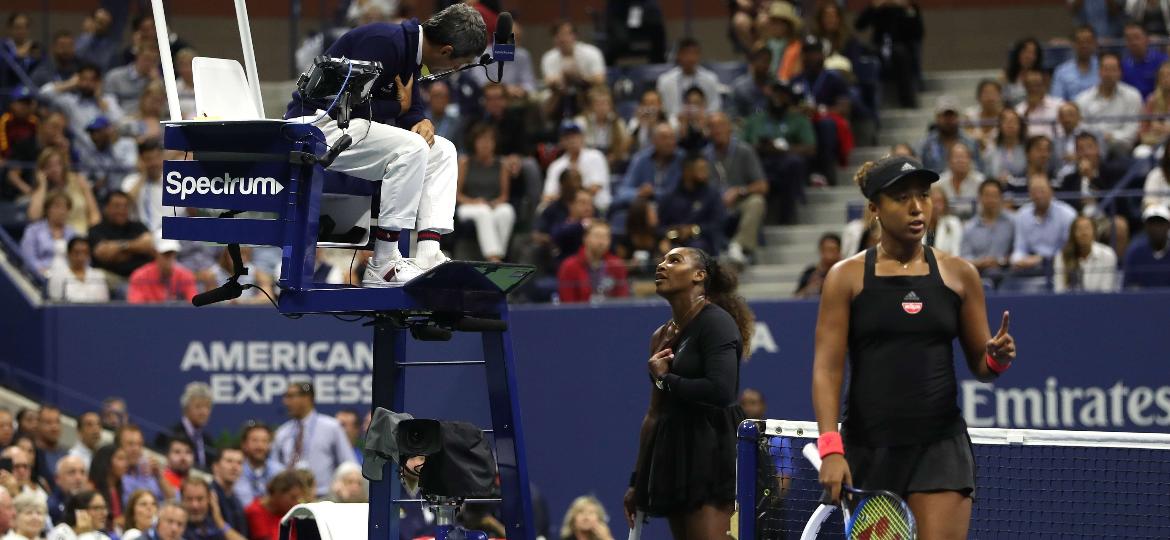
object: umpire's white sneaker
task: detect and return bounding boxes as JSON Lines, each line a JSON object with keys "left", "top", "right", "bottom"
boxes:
{"left": 362, "top": 257, "right": 425, "bottom": 287}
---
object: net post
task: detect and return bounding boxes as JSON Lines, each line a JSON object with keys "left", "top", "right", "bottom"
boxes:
{"left": 737, "top": 419, "right": 761, "bottom": 540}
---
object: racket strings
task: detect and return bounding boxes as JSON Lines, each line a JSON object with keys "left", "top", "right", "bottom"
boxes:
{"left": 848, "top": 493, "right": 914, "bottom": 540}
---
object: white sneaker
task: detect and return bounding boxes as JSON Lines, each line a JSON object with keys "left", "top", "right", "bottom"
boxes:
{"left": 362, "top": 257, "right": 425, "bottom": 287}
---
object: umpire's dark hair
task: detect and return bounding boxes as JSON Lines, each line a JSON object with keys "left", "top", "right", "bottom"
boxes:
{"left": 422, "top": 3, "right": 488, "bottom": 60}
{"left": 686, "top": 248, "right": 755, "bottom": 356}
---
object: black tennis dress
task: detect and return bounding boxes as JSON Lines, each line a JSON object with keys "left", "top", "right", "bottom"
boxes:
{"left": 634, "top": 303, "right": 745, "bottom": 516}
{"left": 842, "top": 247, "right": 976, "bottom": 497}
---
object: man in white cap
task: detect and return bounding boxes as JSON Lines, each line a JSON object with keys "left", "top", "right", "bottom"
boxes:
{"left": 918, "top": 95, "right": 983, "bottom": 173}
{"left": 1123, "top": 204, "right": 1170, "bottom": 289}
{"left": 127, "top": 236, "right": 198, "bottom": 303}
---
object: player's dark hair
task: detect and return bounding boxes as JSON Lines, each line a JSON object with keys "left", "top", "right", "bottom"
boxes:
{"left": 687, "top": 248, "right": 754, "bottom": 356}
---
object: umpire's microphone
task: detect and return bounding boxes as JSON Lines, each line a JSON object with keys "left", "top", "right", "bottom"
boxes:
{"left": 493, "top": 12, "right": 514, "bottom": 82}
{"left": 192, "top": 280, "right": 244, "bottom": 307}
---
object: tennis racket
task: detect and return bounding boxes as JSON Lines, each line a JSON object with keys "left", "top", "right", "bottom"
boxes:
{"left": 628, "top": 510, "right": 644, "bottom": 540}
{"left": 800, "top": 443, "right": 917, "bottom": 540}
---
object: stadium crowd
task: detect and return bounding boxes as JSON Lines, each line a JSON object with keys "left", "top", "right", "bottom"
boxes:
{"left": 0, "top": 0, "right": 1169, "bottom": 308}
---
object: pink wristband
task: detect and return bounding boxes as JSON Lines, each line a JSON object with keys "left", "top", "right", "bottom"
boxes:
{"left": 818, "top": 432, "right": 844, "bottom": 459}
{"left": 985, "top": 353, "right": 1010, "bottom": 374}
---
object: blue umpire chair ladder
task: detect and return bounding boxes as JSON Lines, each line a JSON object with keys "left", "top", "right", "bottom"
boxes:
{"left": 159, "top": 118, "right": 538, "bottom": 540}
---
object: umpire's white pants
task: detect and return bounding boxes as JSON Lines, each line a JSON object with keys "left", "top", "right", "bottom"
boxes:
{"left": 292, "top": 113, "right": 457, "bottom": 234}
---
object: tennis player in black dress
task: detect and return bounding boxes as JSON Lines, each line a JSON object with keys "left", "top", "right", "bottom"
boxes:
{"left": 623, "top": 247, "right": 755, "bottom": 539}
{"left": 812, "top": 156, "right": 1016, "bottom": 539}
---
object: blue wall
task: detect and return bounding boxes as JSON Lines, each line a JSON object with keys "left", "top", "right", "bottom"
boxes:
{"left": 6, "top": 291, "right": 1170, "bottom": 538}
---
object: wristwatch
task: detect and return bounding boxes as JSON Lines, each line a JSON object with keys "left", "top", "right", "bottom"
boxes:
{"left": 654, "top": 373, "right": 668, "bottom": 391}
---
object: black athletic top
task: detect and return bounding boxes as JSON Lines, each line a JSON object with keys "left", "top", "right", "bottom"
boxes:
{"left": 843, "top": 247, "right": 964, "bottom": 447}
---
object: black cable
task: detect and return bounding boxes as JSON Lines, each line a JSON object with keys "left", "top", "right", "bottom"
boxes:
{"left": 253, "top": 283, "right": 302, "bottom": 319}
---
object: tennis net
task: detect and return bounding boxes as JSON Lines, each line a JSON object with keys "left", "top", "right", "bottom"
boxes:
{"left": 736, "top": 420, "right": 1170, "bottom": 539}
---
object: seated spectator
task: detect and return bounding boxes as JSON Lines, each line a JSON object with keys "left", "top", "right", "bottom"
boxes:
{"left": 558, "top": 495, "right": 612, "bottom": 540}
{"left": 120, "top": 490, "right": 159, "bottom": 540}
{"left": 793, "top": 35, "right": 849, "bottom": 184}
{"left": 731, "top": 46, "right": 774, "bottom": 121}
{"left": 1074, "top": 52, "right": 1142, "bottom": 157}
{"left": 457, "top": 125, "right": 516, "bottom": 262}
{"left": 1122, "top": 23, "right": 1167, "bottom": 98}
{"left": 326, "top": 462, "right": 367, "bottom": 504}
{"left": 147, "top": 503, "right": 187, "bottom": 540}
{"left": 741, "top": 81, "right": 814, "bottom": 225}
{"left": 617, "top": 122, "right": 684, "bottom": 207}
{"left": 118, "top": 425, "right": 167, "bottom": 504}
{"left": 927, "top": 186, "right": 964, "bottom": 255}
{"left": 572, "top": 86, "right": 631, "bottom": 169}
{"left": 613, "top": 197, "right": 666, "bottom": 278}
{"left": 1141, "top": 60, "right": 1170, "bottom": 147}
{"left": 243, "top": 471, "right": 304, "bottom": 540}
{"left": 45, "top": 456, "right": 87, "bottom": 526}
{"left": 1008, "top": 174, "right": 1078, "bottom": 282}
{"left": 1, "top": 445, "right": 48, "bottom": 505}
{"left": 1015, "top": 69, "right": 1063, "bottom": 141}
{"left": 813, "top": 2, "right": 868, "bottom": 71}
{"left": 180, "top": 477, "right": 245, "bottom": 540}
{"left": 1054, "top": 215, "right": 1119, "bottom": 292}
{"left": 604, "top": 0, "right": 666, "bottom": 64}
{"left": 1001, "top": 38, "right": 1043, "bottom": 107}
{"left": 842, "top": 204, "right": 880, "bottom": 256}
{"left": 657, "top": 37, "right": 722, "bottom": 118}
{"left": 461, "top": 84, "right": 540, "bottom": 213}
{"left": 120, "top": 14, "right": 187, "bottom": 69}
{"left": 705, "top": 112, "right": 767, "bottom": 265}
{"left": 965, "top": 79, "right": 1005, "bottom": 148}
{"left": 30, "top": 31, "right": 79, "bottom": 87}
{"left": 88, "top": 191, "right": 154, "bottom": 282}
{"left": 174, "top": 49, "right": 197, "bottom": 119}
{"left": 47, "top": 490, "right": 111, "bottom": 540}
{"left": 127, "top": 237, "right": 196, "bottom": 304}
{"left": 1144, "top": 140, "right": 1170, "bottom": 209}
{"left": 674, "top": 87, "right": 711, "bottom": 154}
{"left": 658, "top": 156, "right": 726, "bottom": 255}
{"left": 8, "top": 492, "right": 48, "bottom": 540}
{"left": 1055, "top": 132, "right": 1131, "bottom": 254}
{"left": 423, "top": 81, "right": 460, "bottom": 144}
{"left": 86, "top": 446, "right": 125, "bottom": 531}
{"left": 39, "top": 63, "right": 124, "bottom": 138}
{"left": 1051, "top": 25, "right": 1100, "bottom": 101}
{"left": 158, "top": 438, "right": 195, "bottom": 498}
{"left": 541, "top": 21, "right": 606, "bottom": 120}
{"left": 984, "top": 109, "right": 1027, "bottom": 188}
{"left": 466, "top": 20, "right": 536, "bottom": 98}
{"left": 962, "top": 179, "right": 1015, "bottom": 282}
{"left": 21, "top": 192, "right": 78, "bottom": 276}
{"left": 0, "top": 87, "right": 38, "bottom": 201}
{"left": 100, "top": 398, "right": 127, "bottom": 433}
{"left": 155, "top": 382, "right": 217, "bottom": 472}
{"left": 920, "top": 96, "right": 983, "bottom": 173}
{"left": 556, "top": 220, "right": 629, "bottom": 303}
{"left": 1015, "top": 134, "right": 1055, "bottom": 197}
{"left": 209, "top": 450, "right": 248, "bottom": 539}
{"left": 35, "top": 407, "right": 65, "bottom": 488}
{"left": 759, "top": 2, "right": 802, "bottom": 83}
{"left": 102, "top": 45, "right": 159, "bottom": 112}
{"left": 233, "top": 424, "right": 280, "bottom": 509}
{"left": 1051, "top": 101, "right": 1101, "bottom": 174}
{"left": 2, "top": 13, "right": 39, "bottom": 85}
{"left": 855, "top": 0, "right": 924, "bottom": 108}
{"left": 74, "top": 8, "right": 120, "bottom": 72}
{"left": 937, "top": 142, "right": 985, "bottom": 218}
{"left": 119, "top": 81, "right": 166, "bottom": 145}
{"left": 531, "top": 171, "right": 589, "bottom": 269}
{"left": 626, "top": 89, "right": 671, "bottom": 154}
{"left": 1123, "top": 204, "right": 1170, "bottom": 288}
{"left": 1126, "top": 0, "right": 1170, "bottom": 37}
{"left": 795, "top": 233, "right": 842, "bottom": 298}
{"left": 6, "top": 110, "right": 69, "bottom": 203}
{"left": 544, "top": 121, "right": 611, "bottom": 211}
{"left": 46, "top": 238, "right": 108, "bottom": 302}
{"left": 121, "top": 139, "right": 166, "bottom": 233}
{"left": 76, "top": 116, "right": 137, "bottom": 201}
{"left": 27, "top": 148, "right": 101, "bottom": 235}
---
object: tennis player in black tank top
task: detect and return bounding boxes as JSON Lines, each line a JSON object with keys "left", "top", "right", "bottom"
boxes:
{"left": 812, "top": 156, "right": 1017, "bottom": 539}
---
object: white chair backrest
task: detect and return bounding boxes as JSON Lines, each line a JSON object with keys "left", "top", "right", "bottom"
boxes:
{"left": 193, "top": 57, "right": 261, "bottom": 120}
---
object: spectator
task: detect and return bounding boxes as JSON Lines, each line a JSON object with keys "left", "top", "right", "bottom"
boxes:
{"left": 209, "top": 450, "right": 248, "bottom": 539}
{"left": 1052, "top": 102, "right": 1101, "bottom": 175}
{"left": 572, "top": 86, "right": 631, "bottom": 168}
{"left": 121, "top": 81, "right": 166, "bottom": 145}
{"left": 674, "top": 87, "right": 711, "bottom": 154}
{"left": 14, "top": 411, "right": 37, "bottom": 441}
{"left": 47, "top": 490, "right": 111, "bottom": 540}
{"left": 1015, "top": 69, "right": 1064, "bottom": 141}
{"left": 1123, "top": 204, "right": 1170, "bottom": 287}
{"left": 207, "top": 247, "right": 274, "bottom": 305}
{"left": 155, "top": 384, "right": 217, "bottom": 472}
{"left": 0, "top": 409, "right": 13, "bottom": 449}
{"left": 626, "top": 89, "right": 671, "bottom": 154}
{"left": 121, "top": 139, "right": 167, "bottom": 233}
{"left": 179, "top": 477, "right": 245, "bottom": 540}
{"left": 118, "top": 425, "right": 166, "bottom": 505}
{"left": 919, "top": 96, "right": 983, "bottom": 173}
{"left": 1014, "top": 134, "right": 1055, "bottom": 197}
{"left": 121, "top": 15, "right": 187, "bottom": 69}
{"left": 35, "top": 407, "right": 64, "bottom": 485}
{"left": 890, "top": 142, "right": 916, "bottom": 158}
{"left": 74, "top": 8, "right": 120, "bottom": 72}
{"left": 795, "top": 233, "right": 843, "bottom": 298}
{"left": 962, "top": 179, "right": 1015, "bottom": 281}
{"left": 658, "top": 156, "right": 726, "bottom": 255}
{"left": 1, "top": 446, "right": 47, "bottom": 504}
{"left": 793, "top": 35, "right": 850, "bottom": 185}
{"left": 46, "top": 456, "right": 87, "bottom": 526}
{"left": 0, "top": 489, "right": 11, "bottom": 536}
{"left": 657, "top": 37, "right": 722, "bottom": 118}
{"left": 333, "top": 411, "right": 363, "bottom": 464}
{"left": 1052, "top": 26, "right": 1101, "bottom": 101}
{"left": 556, "top": 220, "right": 628, "bottom": 304}
{"left": 86, "top": 446, "right": 125, "bottom": 531}
{"left": 273, "top": 382, "right": 354, "bottom": 498}
{"left": 1143, "top": 59, "right": 1170, "bottom": 146}
{"left": 174, "top": 50, "right": 197, "bottom": 119}
{"left": 456, "top": 124, "right": 515, "bottom": 262}
{"left": 731, "top": 46, "right": 774, "bottom": 121}
{"left": 759, "top": 2, "right": 802, "bottom": 82}
{"left": 6, "top": 110, "right": 67, "bottom": 204}
{"left": 2, "top": 13, "right": 39, "bottom": 86}
{"left": 99, "top": 400, "right": 126, "bottom": 433}
{"left": 1143, "top": 140, "right": 1170, "bottom": 209}
{"left": 149, "top": 503, "right": 187, "bottom": 540}
{"left": 536, "top": 179, "right": 594, "bottom": 270}
{"left": 46, "top": 238, "right": 107, "bottom": 303}
{"left": 813, "top": 2, "right": 868, "bottom": 68}
{"left": 1126, "top": 0, "right": 1170, "bottom": 37}
{"left": 541, "top": 21, "right": 605, "bottom": 118}
{"left": 1075, "top": 52, "right": 1142, "bottom": 156}
{"left": 1056, "top": 132, "right": 1131, "bottom": 253}
{"left": 423, "top": 82, "right": 460, "bottom": 144}
{"left": 7, "top": 492, "right": 47, "bottom": 540}
{"left": 233, "top": 425, "right": 279, "bottom": 508}
{"left": 728, "top": 0, "right": 762, "bottom": 53}
{"left": 20, "top": 192, "right": 79, "bottom": 277}
{"left": 558, "top": 495, "right": 612, "bottom": 540}
{"left": 467, "top": 20, "right": 536, "bottom": 98}
{"left": 160, "top": 438, "right": 194, "bottom": 498}
{"left": 461, "top": 84, "right": 541, "bottom": 215}
{"left": 1070, "top": 0, "right": 1125, "bottom": 39}
{"left": 127, "top": 237, "right": 197, "bottom": 304}
{"left": 102, "top": 46, "right": 160, "bottom": 112}
{"left": 242, "top": 471, "right": 302, "bottom": 540}
{"left": 985, "top": 109, "right": 1027, "bottom": 190}
{"left": 543, "top": 121, "right": 611, "bottom": 211}
{"left": 741, "top": 81, "right": 814, "bottom": 225}
{"left": 1054, "top": 215, "right": 1119, "bottom": 292}
{"left": 27, "top": 148, "right": 101, "bottom": 235}
{"left": 604, "top": 0, "right": 666, "bottom": 64}
{"left": 1122, "top": 23, "right": 1167, "bottom": 98}
{"left": 88, "top": 191, "right": 154, "bottom": 282}
{"left": 1010, "top": 173, "right": 1078, "bottom": 277}
{"left": 937, "top": 142, "right": 986, "bottom": 218}
{"left": 66, "top": 414, "right": 102, "bottom": 470}
{"left": 965, "top": 79, "right": 1005, "bottom": 148}
{"left": 855, "top": 0, "right": 924, "bottom": 108}
{"left": 120, "top": 490, "right": 158, "bottom": 540}
{"left": 617, "top": 122, "right": 684, "bottom": 207}
{"left": 927, "top": 186, "right": 964, "bottom": 255}
{"left": 39, "top": 63, "right": 124, "bottom": 139}
{"left": 613, "top": 197, "right": 666, "bottom": 277}
{"left": 737, "top": 388, "right": 793, "bottom": 498}
{"left": 30, "top": 31, "right": 79, "bottom": 88}
{"left": 705, "top": 112, "right": 767, "bottom": 265}
{"left": 1002, "top": 38, "right": 1043, "bottom": 106}
{"left": 0, "top": 87, "right": 37, "bottom": 201}
{"left": 76, "top": 116, "right": 137, "bottom": 201}
{"left": 326, "top": 462, "right": 366, "bottom": 504}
